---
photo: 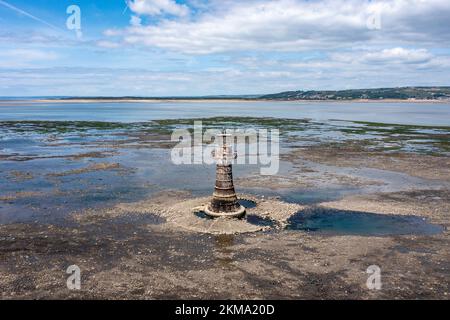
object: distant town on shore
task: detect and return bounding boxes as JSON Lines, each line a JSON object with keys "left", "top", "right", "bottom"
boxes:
{"left": 54, "top": 86, "right": 450, "bottom": 101}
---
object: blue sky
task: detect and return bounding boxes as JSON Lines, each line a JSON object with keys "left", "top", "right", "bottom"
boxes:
{"left": 0, "top": 0, "right": 449, "bottom": 96}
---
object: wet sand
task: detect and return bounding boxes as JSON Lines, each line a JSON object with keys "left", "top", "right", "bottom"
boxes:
{"left": 0, "top": 189, "right": 448, "bottom": 299}
{"left": 0, "top": 117, "right": 449, "bottom": 299}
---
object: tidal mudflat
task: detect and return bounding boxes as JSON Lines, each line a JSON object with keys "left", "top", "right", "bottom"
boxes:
{"left": 0, "top": 113, "right": 449, "bottom": 299}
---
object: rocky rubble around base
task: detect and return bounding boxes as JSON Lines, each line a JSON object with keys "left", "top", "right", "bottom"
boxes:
{"left": 73, "top": 192, "right": 303, "bottom": 234}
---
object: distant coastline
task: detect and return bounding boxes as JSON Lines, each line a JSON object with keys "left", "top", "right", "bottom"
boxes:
{"left": 29, "top": 98, "right": 450, "bottom": 104}
{"left": 1, "top": 86, "right": 450, "bottom": 103}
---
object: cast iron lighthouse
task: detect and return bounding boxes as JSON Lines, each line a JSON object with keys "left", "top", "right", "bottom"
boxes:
{"left": 204, "top": 130, "right": 245, "bottom": 218}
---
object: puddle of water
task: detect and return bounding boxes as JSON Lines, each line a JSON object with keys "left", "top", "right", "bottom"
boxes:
{"left": 194, "top": 210, "right": 213, "bottom": 220}
{"left": 286, "top": 207, "right": 445, "bottom": 236}
{"left": 238, "top": 199, "right": 257, "bottom": 208}
{"left": 279, "top": 187, "right": 360, "bottom": 205}
{"left": 245, "top": 214, "right": 276, "bottom": 227}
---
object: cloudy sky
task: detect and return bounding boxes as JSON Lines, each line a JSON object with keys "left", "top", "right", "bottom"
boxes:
{"left": 0, "top": 0, "right": 449, "bottom": 96}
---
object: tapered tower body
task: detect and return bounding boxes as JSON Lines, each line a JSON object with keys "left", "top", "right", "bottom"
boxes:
{"left": 204, "top": 131, "right": 245, "bottom": 218}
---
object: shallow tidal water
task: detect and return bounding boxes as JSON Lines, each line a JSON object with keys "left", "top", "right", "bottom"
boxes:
{"left": 1, "top": 100, "right": 450, "bottom": 126}
{"left": 287, "top": 207, "right": 445, "bottom": 236}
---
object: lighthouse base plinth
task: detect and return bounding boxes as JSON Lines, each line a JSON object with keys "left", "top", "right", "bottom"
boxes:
{"left": 204, "top": 204, "right": 246, "bottom": 218}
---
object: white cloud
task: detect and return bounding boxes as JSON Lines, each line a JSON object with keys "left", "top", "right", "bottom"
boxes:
{"left": 109, "top": 0, "right": 450, "bottom": 54}
{"left": 2, "top": 53, "right": 449, "bottom": 96}
{"left": 330, "top": 48, "right": 434, "bottom": 65}
{"left": 1, "top": 1, "right": 449, "bottom": 95}
{"left": 362, "top": 48, "right": 433, "bottom": 64}
{"left": 0, "top": 49, "right": 58, "bottom": 60}
{"left": 128, "top": 0, "right": 189, "bottom": 17}
{"left": 0, "top": 48, "right": 59, "bottom": 67}
{"left": 130, "top": 15, "right": 142, "bottom": 27}
{"left": 96, "top": 40, "right": 121, "bottom": 48}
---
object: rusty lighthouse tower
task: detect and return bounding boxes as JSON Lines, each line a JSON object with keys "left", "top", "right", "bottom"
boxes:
{"left": 204, "top": 130, "right": 246, "bottom": 218}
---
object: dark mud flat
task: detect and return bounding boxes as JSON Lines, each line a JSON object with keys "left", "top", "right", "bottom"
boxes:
{"left": 0, "top": 117, "right": 449, "bottom": 299}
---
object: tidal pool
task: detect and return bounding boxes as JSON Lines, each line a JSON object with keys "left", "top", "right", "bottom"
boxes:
{"left": 286, "top": 207, "right": 445, "bottom": 236}
{"left": 245, "top": 214, "right": 276, "bottom": 227}
{"left": 238, "top": 199, "right": 257, "bottom": 208}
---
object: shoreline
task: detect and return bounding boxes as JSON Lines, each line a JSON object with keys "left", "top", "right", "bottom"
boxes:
{"left": 1, "top": 98, "right": 450, "bottom": 104}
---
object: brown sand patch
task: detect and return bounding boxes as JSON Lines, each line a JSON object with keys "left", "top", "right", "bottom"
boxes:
{"left": 7, "top": 170, "right": 34, "bottom": 181}
{"left": 288, "top": 146, "right": 450, "bottom": 181}
{"left": 0, "top": 191, "right": 45, "bottom": 201}
{"left": 47, "top": 162, "right": 122, "bottom": 177}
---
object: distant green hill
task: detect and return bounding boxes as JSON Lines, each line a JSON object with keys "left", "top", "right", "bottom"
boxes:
{"left": 54, "top": 86, "right": 450, "bottom": 101}
{"left": 259, "top": 87, "right": 450, "bottom": 100}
